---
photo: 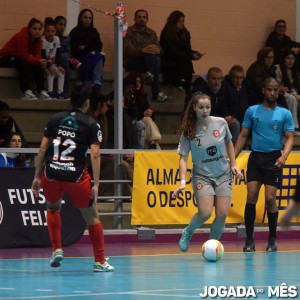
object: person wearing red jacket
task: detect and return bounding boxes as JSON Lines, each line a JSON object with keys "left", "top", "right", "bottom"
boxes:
{"left": 0, "top": 18, "right": 50, "bottom": 100}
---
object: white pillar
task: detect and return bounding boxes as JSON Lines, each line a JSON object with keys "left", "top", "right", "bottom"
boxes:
{"left": 296, "top": 0, "right": 300, "bottom": 41}
{"left": 66, "top": 0, "right": 80, "bottom": 34}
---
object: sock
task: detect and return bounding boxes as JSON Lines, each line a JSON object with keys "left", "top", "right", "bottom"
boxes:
{"left": 210, "top": 217, "right": 226, "bottom": 240}
{"left": 46, "top": 210, "right": 62, "bottom": 252}
{"left": 88, "top": 222, "right": 105, "bottom": 264}
{"left": 244, "top": 203, "right": 256, "bottom": 241}
{"left": 267, "top": 211, "right": 278, "bottom": 239}
{"left": 186, "top": 212, "right": 206, "bottom": 235}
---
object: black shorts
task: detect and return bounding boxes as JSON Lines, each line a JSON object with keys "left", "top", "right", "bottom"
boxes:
{"left": 246, "top": 150, "right": 282, "bottom": 188}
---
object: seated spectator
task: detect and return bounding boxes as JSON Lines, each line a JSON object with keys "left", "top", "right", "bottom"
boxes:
{"left": 246, "top": 47, "right": 287, "bottom": 107}
{"left": 123, "top": 9, "right": 167, "bottom": 102}
{"left": 41, "top": 17, "right": 66, "bottom": 99}
{"left": 0, "top": 18, "right": 50, "bottom": 99}
{"left": 186, "top": 67, "right": 240, "bottom": 144}
{"left": 0, "top": 100, "right": 28, "bottom": 147}
{"left": 55, "top": 16, "right": 82, "bottom": 98}
{"left": 106, "top": 91, "right": 136, "bottom": 196}
{"left": 122, "top": 78, "right": 146, "bottom": 149}
{"left": 69, "top": 9, "right": 105, "bottom": 91}
{"left": 126, "top": 72, "right": 162, "bottom": 149}
{"left": 160, "top": 10, "right": 204, "bottom": 94}
{"left": 0, "top": 132, "right": 30, "bottom": 167}
{"left": 275, "top": 49, "right": 300, "bottom": 135}
{"left": 223, "top": 65, "right": 249, "bottom": 143}
{"left": 265, "top": 19, "right": 300, "bottom": 66}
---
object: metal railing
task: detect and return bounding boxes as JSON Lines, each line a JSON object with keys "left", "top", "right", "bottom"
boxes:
{"left": 0, "top": 147, "right": 135, "bottom": 228}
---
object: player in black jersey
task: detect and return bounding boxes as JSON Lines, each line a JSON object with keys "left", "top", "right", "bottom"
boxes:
{"left": 31, "top": 86, "right": 114, "bottom": 272}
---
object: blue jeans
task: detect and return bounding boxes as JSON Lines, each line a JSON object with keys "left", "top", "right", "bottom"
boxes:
{"left": 133, "top": 120, "right": 146, "bottom": 149}
{"left": 79, "top": 52, "right": 105, "bottom": 85}
{"left": 124, "top": 54, "right": 161, "bottom": 98}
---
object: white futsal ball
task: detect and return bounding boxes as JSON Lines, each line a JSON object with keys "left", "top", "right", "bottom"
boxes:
{"left": 201, "top": 239, "right": 224, "bottom": 262}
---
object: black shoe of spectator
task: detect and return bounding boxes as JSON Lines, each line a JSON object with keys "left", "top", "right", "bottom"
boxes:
{"left": 266, "top": 237, "right": 277, "bottom": 252}
{"left": 243, "top": 239, "right": 255, "bottom": 252}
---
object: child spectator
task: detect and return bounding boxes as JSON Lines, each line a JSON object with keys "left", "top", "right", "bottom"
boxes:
{"left": 41, "top": 17, "right": 66, "bottom": 99}
{"left": 0, "top": 18, "right": 50, "bottom": 99}
{"left": 54, "top": 16, "right": 82, "bottom": 98}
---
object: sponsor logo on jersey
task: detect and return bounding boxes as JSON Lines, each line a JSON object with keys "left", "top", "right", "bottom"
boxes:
{"left": 213, "top": 130, "right": 220, "bottom": 137}
{"left": 207, "top": 146, "right": 217, "bottom": 156}
{"left": 196, "top": 183, "right": 203, "bottom": 190}
{"left": 60, "top": 116, "right": 78, "bottom": 130}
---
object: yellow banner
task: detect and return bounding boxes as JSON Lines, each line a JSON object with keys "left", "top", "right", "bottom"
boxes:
{"left": 131, "top": 151, "right": 300, "bottom": 225}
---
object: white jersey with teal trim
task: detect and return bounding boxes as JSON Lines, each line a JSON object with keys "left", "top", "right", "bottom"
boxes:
{"left": 177, "top": 116, "right": 232, "bottom": 178}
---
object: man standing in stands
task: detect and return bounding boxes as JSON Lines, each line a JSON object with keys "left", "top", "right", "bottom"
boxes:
{"left": 123, "top": 9, "right": 167, "bottom": 102}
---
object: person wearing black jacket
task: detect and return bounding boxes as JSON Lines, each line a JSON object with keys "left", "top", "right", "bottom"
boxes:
{"left": 223, "top": 65, "right": 249, "bottom": 137}
{"left": 265, "top": 19, "right": 300, "bottom": 66}
{"left": 69, "top": 9, "right": 104, "bottom": 89}
{"left": 160, "top": 10, "right": 204, "bottom": 94}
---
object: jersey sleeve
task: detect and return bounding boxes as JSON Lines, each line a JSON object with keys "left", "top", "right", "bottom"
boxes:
{"left": 242, "top": 106, "right": 254, "bottom": 129}
{"left": 89, "top": 122, "right": 102, "bottom": 145}
{"left": 177, "top": 133, "right": 190, "bottom": 156}
{"left": 223, "top": 120, "right": 232, "bottom": 143}
{"left": 284, "top": 109, "right": 295, "bottom": 132}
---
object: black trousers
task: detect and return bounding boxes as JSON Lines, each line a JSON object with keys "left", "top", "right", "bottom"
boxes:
{"left": 0, "top": 56, "right": 45, "bottom": 93}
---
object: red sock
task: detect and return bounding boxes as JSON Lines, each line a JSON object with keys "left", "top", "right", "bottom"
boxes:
{"left": 46, "top": 210, "right": 62, "bottom": 252}
{"left": 88, "top": 222, "right": 105, "bottom": 264}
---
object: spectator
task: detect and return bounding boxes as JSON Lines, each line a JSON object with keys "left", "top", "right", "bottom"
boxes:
{"left": 245, "top": 47, "right": 287, "bottom": 107}
{"left": 126, "top": 72, "right": 162, "bottom": 149}
{"left": 265, "top": 19, "right": 300, "bottom": 66}
{"left": 0, "top": 18, "right": 50, "bottom": 99}
{"left": 123, "top": 9, "right": 167, "bottom": 102}
{"left": 0, "top": 100, "right": 28, "bottom": 147}
{"left": 41, "top": 17, "right": 66, "bottom": 99}
{"left": 223, "top": 65, "right": 249, "bottom": 143}
{"left": 54, "top": 16, "right": 82, "bottom": 98}
{"left": 0, "top": 132, "right": 30, "bottom": 167}
{"left": 187, "top": 67, "right": 240, "bottom": 145}
{"left": 275, "top": 49, "right": 300, "bottom": 135}
{"left": 106, "top": 91, "right": 136, "bottom": 196}
{"left": 122, "top": 78, "right": 146, "bottom": 149}
{"left": 160, "top": 10, "right": 204, "bottom": 94}
{"left": 69, "top": 9, "right": 105, "bottom": 91}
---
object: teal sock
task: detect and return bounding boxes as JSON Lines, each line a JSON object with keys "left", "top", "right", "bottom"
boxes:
{"left": 186, "top": 213, "right": 206, "bottom": 234}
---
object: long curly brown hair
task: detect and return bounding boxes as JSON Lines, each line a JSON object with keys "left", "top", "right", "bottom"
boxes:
{"left": 179, "top": 92, "right": 211, "bottom": 139}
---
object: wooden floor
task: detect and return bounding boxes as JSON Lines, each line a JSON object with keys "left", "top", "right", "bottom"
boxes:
{"left": 0, "top": 239, "right": 300, "bottom": 299}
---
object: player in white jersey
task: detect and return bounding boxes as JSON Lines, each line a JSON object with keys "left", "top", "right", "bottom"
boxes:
{"left": 173, "top": 92, "right": 243, "bottom": 252}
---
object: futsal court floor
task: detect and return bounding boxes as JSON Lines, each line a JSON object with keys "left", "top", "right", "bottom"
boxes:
{"left": 0, "top": 237, "right": 300, "bottom": 300}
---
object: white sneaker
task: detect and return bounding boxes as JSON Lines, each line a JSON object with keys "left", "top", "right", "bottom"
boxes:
{"left": 22, "top": 90, "right": 37, "bottom": 100}
{"left": 39, "top": 90, "right": 51, "bottom": 100}
{"left": 157, "top": 91, "right": 168, "bottom": 102}
{"left": 93, "top": 259, "right": 114, "bottom": 272}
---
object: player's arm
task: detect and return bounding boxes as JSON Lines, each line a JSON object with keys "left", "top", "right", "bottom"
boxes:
{"left": 172, "top": 155, "right": 188, "bottom": 198}
{"left": 226, "top": 140, "right": 243, "bottom": 179}
{"left": 275, "top": 131, "right": 294, "bottom": 167}
{"left": 90, "top": 142, "right": 100, "bottom": 203}
{"left": 234, "top": 127, "right": 250, "bottom": 158}
{"left": 32, "top": 136, "right": 50, "bottom": 197}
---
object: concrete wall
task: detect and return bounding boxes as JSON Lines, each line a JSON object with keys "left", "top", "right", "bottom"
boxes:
{"left": 0, "top": 0, "right": 298, "bottom": 75}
